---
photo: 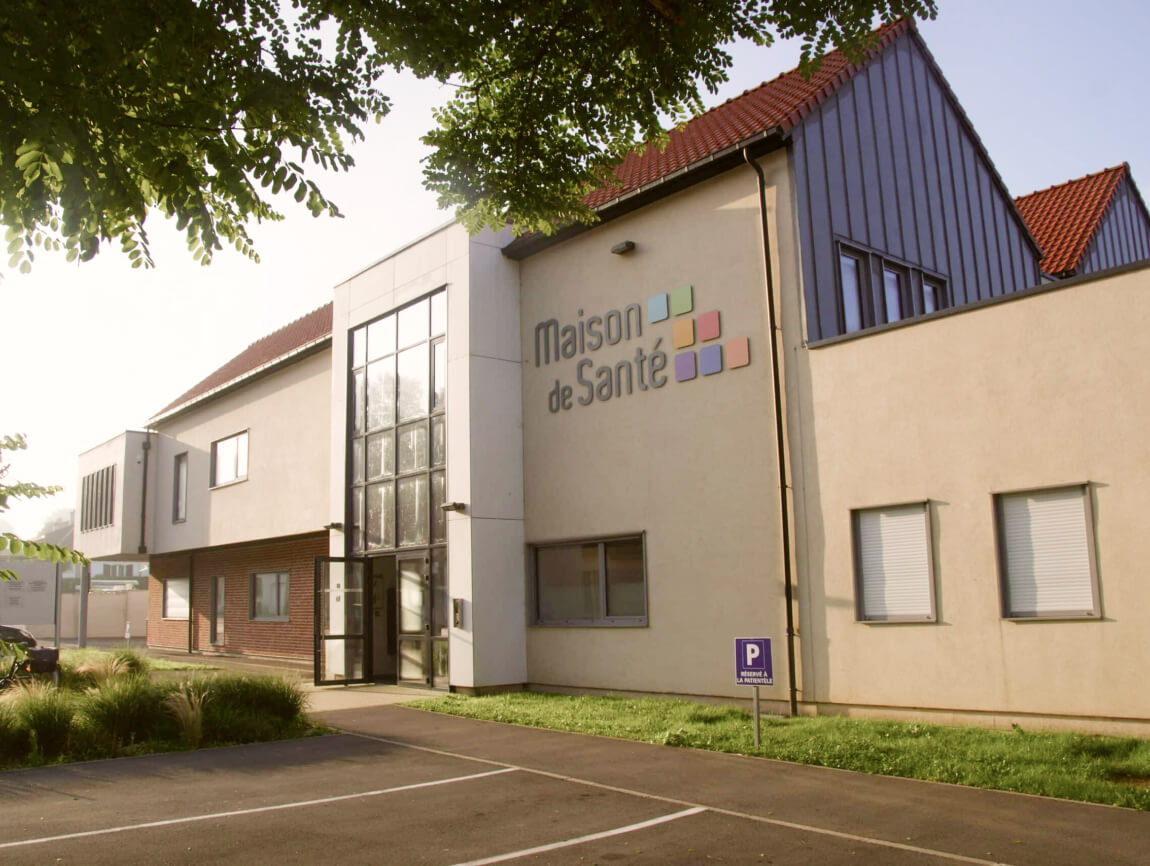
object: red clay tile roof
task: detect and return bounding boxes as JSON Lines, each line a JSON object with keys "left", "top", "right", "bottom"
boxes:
{"left": 152, "top": 302, "right": 333, "bottom": 421}
{"left": 583, "top": 18, "right": 912, "bottom": 209}
{"left": 1014, "top": 164, "right": 1129, "bottom": 277}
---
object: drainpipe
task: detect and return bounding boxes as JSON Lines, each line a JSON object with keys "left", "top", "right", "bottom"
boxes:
{"left": 743, "top": 147, "right": 799, "bottom": 718}
{"left": 138, "top": 431, "right": 151, "bottom": 554}
{"left": 187, "top": 553, "right": 194, "bottom": 655}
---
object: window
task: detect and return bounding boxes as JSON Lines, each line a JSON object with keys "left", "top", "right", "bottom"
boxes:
{"left": 852, "top": 503, "right": 936, "bottom": 622}
{"left": 80, "top": 464, "right": 116, "bottom": 532}
{"left": 250, "top": 571, "right": 290, "bottom": 621}
{"left": 923, "top": 277, "right": 945, "bottom": 314}
{"left": 839, "top": 252, "right": 865, "bottom": 334}
{"left": 882, "top": 266, "right": 905, "bottom": 323}
{"left": 172, "top": 452, "right": 188, "bottom": 522}
{"left": 210, "top": 431, "right": 248, "bottom": 487}
{"left": 994, "top": 485, "right": 1100, "bottom": 619}
{"left": 836, "top": 242, "right": 948, "bottom": 336}
{"left": 163, "top": 578, "right": 190, "bottom": 619}
{"left": 348, "top": 289, "right": 447, "bottom": 556}
{"left": 532, "top": 535, "right": 646, "bottom": 625}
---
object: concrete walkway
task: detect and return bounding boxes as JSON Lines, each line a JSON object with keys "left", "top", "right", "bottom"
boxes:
{"left": 144, "top": 647, "right": 440, "bottom": 712}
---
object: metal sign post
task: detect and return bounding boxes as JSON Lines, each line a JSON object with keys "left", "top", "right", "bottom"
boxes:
{"left": 735, "top": 638, "right": 773, "bottom": 749}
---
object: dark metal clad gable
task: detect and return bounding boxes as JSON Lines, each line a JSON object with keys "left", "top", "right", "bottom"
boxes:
{"left": 792, "top": 31, "right": 1042, "bottom": 341}
{"left": 1080, "top": 173, "right": 1150, "bottom": 276}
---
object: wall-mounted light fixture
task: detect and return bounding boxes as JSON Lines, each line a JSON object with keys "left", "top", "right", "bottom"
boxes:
{"left": 611, "top": 240, "right": 636, "bottom": 255}
{"left": 324, "top": 522, "right": 344, "bottom": 532}
{"left": 440, "top": 502, "right": 467, "bottom": 513}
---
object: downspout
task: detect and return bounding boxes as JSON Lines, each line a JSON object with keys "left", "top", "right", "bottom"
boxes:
{"left": 187, "top": 553, "right": 194, "bottom": 655}
{"left": 743, "top": 147, "right": 799, "bottom": 717}
{"left": 138, "top": 431, "right": 151, "bottom": 554}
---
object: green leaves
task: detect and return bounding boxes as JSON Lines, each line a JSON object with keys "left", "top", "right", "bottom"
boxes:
{"left": 0, "top": 0, "right": 386, "bottom": 269}
{"left": 0, "top": 433, "right": 88, "bottom": 579}
{"left": 0, "top": 1, "right": 937, "bottom": 264}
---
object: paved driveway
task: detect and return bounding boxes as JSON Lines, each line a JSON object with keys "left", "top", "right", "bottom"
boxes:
{"left": 1, "top": 705, "right": 1146, "bottom": 864}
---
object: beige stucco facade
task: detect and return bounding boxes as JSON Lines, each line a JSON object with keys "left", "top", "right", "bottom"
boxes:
{"left": 149, "top": 348, "right": 332, "bottom": 553}
{"left": 518, "top": 153, "right": 800, "bottom": 703}
{"left": 786, "top": 263, "right": 1150, "bottom": 733}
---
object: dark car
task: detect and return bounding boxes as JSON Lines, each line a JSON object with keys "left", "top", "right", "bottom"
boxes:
{"left": 0, "top": 624, "right": 38, "bottom": 648}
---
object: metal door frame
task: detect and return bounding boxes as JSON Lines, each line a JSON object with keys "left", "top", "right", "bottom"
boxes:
{"left": 314, "top": 556, "right": 371, "bottom": 686}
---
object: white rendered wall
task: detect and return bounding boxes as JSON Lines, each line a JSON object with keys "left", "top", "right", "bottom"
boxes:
{"left": 329, "top": 224, "right": 527, "bottom": 689}
{"left": 74, "top": 430, "right": 148, "bottom": 560}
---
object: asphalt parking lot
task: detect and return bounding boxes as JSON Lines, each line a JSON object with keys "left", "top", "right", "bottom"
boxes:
{"left": 1, "top": 705, "right": 1147, "bottom": 865}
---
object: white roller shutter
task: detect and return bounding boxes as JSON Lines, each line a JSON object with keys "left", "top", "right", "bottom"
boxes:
{"left": 163, "top": 578, "right": 190, "bottom": 619}
{"left": 856, "top": 504, "right": 933, "bottom": 620}
{"left": 998, "top": 486, "right": 1097, "bottom": 617}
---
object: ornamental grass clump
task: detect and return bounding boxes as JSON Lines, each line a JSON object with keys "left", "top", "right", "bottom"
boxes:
{"left": 110, "top": 648, "right": 150, "bottom": 675}
{"left": 202, "top": 675, "right": 309, "bottom": 744}
{"left": 165, "top": 680, "right": 211, "bottom": 749}
{"left": 81, "top": 675, "right": 175, "bottom": 750}
{"left": 71, "top": 653, "right": 132, "bottom": 686}
{"left": 8, "top": 680, "right": 74, "bottom": 759}
{"left": 0, "top": 700, "right": 29, "bottom": 764}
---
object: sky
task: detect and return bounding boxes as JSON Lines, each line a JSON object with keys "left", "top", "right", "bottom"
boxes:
{"left": 2, "top": 0, "right": 1147, "bottom": 537}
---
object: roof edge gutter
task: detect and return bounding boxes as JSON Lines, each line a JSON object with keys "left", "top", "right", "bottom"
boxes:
{"left": 148, "top": 334, "right": 332, "bottom": 426}
{"left": 503, "top": 128, "right": 786, "bottom": 261}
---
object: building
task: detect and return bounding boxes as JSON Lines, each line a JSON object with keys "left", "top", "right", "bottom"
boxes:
{"left": 76, "top": 306, "right": 332, "bottom": 659}
{"left": 78, "top": 18, "right": 1150, "bottom": 734}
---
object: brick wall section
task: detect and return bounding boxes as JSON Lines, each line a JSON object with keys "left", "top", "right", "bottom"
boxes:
{"left": 148, "top": 533, "right": 326, "bottom": 660}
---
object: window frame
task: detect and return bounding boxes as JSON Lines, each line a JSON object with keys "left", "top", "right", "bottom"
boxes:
{"left": 79, "top": 464, "right": 117, "bottom": 532}
{"left": 347, "top": 288, "right": 447, "bottom": 558}
{"left": 993, "top": 484, "right": 1101, "bottom": 621}
{"left": 851, "top": 501, "right": 937, "bottom": 623}
{"left": 249, "top": 570, "right": 291, "bottom": 622}
{"left": 836, "top": 240, "right": 950, "bottom": 335}
{"left": 172, "top": 452, "right": 188, "bottom": 523}
{"left": 162, "top": 577, "right": 191, "bottom": 620}
{"left": 210, "top": 431, "right": 249, "bottom": 488}
{"left": 529, "top": 532, "right": 648, "bottom": 627}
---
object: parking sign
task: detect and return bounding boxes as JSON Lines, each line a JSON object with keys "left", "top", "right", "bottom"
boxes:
{"left": 735, "top": 638, "right": 773, "bottom": 686}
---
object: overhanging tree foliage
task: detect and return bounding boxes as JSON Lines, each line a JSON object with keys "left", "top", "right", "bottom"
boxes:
{"left": 1, "top": 1, "right": 936, "bottom": 268}
{"left": 0, "top": 434, "right": 88, "bottom": 582}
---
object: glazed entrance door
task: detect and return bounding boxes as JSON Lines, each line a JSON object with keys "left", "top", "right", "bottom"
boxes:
{"left": 314, "top": 557, "right": 370, "bottom": 685}
{"left": 397, "top": 554, "right": 431, "bottom": 685}
{"left": 395, "top": 551, "right": 449, "bottom": 687}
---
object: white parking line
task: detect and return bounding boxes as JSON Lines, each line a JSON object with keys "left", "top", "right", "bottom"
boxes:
{"left": 0, "top": 767, "right": 516, "bottom": 851}
{"left": 447, "top": 807, "right": 706, "bottom": 866}
{"left": 351, "top": 732, "right": 1012, "bottom": 866}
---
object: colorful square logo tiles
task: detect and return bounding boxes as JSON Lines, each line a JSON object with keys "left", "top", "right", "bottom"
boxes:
{"left": 674, "top": 351, "right": 696, "bottom": 382}
{"left": 648, "top": 284, "right": 750, "bottom": 385}
{"left": 669, "top": 285, "right": 694, "bottom": 316}
{"left": 647, "top": 293, "right": 669, "bottom": 324}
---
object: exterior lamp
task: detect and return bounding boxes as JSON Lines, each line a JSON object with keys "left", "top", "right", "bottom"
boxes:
{"left": 611, "top": 240, "right": 636, "bottom": 255}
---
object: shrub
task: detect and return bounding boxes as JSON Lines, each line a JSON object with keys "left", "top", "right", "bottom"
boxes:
{"left": 10, "top": 681, "right": 74, "bottom": 759}
{"left": 81, "top": 675, "right": 175, "bottom": 749}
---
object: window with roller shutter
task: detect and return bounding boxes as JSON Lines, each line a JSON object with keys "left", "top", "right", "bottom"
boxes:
{"left": 994, "top": 486, "right": 1100, "bottom": 619}
{"left": 851, "top": 503, "right": 936, "bottom": 622}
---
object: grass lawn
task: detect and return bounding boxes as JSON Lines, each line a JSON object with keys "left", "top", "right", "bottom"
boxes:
{"left": 59, "top": 648, "right": 217, "bottom": 672}
{"left": 407, "top": 692, "right": 1150, "bottom": 811}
